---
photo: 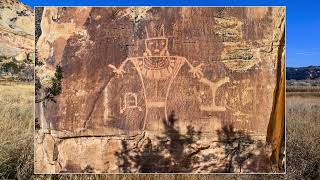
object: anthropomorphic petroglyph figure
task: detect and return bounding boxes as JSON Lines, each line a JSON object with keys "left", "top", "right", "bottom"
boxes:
{"left": 108, "top": 24, "right": 228, "bottom": 131}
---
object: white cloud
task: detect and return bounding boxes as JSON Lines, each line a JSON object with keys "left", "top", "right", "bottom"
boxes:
{"left": 295, "top": 52, "right": 320, "bottom": 56}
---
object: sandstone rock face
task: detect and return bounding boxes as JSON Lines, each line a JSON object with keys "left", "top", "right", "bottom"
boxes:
{"left": 0, "top": 0, "right": 34, "bottom": 81}
{"left": 35, "top": 7, "right": 285, "bottom": 173}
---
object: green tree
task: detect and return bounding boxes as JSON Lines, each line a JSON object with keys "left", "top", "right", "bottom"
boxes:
{"left": 35, "top": 65, "right": 63, "bottom": 103}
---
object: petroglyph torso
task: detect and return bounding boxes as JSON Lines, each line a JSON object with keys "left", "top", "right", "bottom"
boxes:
{"left": 130, "top": 56, "right": 185, "bottom": 104}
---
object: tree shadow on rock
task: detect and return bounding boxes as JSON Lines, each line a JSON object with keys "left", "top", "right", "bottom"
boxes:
{"left": 216, "top": 124, "right": 275, "bottom": 173}
{"left": 115, "top": 111, "right": 214, "bottom": 173}
{"left": 216, "top": 124, "right": 255, "bottom": 173}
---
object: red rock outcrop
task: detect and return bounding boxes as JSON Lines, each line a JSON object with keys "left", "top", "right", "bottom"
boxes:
{"left": 35, "top": 7, "right": 285, "bottom": 173}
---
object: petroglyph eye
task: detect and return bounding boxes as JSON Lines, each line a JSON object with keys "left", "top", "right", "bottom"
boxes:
{"left": 146, "top": 40, "right": 157, "bottom": 52}
{"left": 146, "top": 39, "right": 167, "bottom": 51}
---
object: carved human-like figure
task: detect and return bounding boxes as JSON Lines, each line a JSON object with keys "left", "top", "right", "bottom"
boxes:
{"left": 106, "top": 24, "right": 229, "bottom": 132}
{"left": 108, "top": 25, "right": 204, "bottom": 131}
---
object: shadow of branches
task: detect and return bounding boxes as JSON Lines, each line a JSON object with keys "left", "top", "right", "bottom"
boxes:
{"left": 216, "top": 124, "right": 255, "bottom": 172}
{"left": 115, "top": 111, "right": 213, "bottom": 173}
{"left": 115, "top": 112, "right": 274, "bottom": 173}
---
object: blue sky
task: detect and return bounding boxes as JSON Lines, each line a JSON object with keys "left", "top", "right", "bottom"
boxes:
{"left": 20, "top": 0, "right": 319, "bottom": 67}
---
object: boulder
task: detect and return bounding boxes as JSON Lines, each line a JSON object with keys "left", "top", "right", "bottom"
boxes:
{"left": 14, "top": 51, "right": 27, "bottom": 61}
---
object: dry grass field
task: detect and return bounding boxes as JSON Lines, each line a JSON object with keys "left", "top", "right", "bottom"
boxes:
{"left": 0, "top": 83, "right": 34, "bottom": 179}
{"left": 1, "top": 83, "right": 319, "bottom": 179}
{"left": 285, "top": 94, "right": 320, "bottom": 179}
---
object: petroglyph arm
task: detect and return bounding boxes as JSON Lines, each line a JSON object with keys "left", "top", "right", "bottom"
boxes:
{"left": 199, "top": 76, "right": 230, "bottom": 86}
{"left": 108, "top": 58, "right": 135, "bottom": 78}
{"left": 181, "top": 57, "right": 204, "bottom": 79}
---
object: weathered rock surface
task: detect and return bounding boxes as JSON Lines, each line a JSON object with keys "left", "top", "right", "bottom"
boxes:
{"left": 35, "top": 7, "right": 285, "bottom": 173}
{"left": 0, "top": 0, "right": 34, "bottom": 81}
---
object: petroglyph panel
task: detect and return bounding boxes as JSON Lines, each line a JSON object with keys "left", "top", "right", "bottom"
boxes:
{"left": 35, "top": 7, "right": 285, "bottom": 174}
{"left": 35, "top": 7, "right": 282, "bottom": 135}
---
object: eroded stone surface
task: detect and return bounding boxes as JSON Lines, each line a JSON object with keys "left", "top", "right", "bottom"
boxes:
{"left": 35, "top": 7, "right": 285, "bottom": 173}
{"left": 0, "top": 0, "right": 34, "bottom": 81}
{"left": 0, "top": 0, "right": 34, "bottom": 58}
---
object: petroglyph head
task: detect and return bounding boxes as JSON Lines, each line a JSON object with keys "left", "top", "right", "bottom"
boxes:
{"left": 144, "top": 24, "right": 169, "bottom": 56}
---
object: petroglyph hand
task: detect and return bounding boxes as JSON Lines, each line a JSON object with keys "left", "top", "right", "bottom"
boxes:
{"left": 108, "top": 64, "right": 126, "bottom": 77}
{"left": 189, "top": 63, "right": 204, "bottom": 79}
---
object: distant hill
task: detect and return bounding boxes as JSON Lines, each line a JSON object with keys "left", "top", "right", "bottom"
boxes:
{"left": 286, "top": 66, "right": 320, "bottom": 80}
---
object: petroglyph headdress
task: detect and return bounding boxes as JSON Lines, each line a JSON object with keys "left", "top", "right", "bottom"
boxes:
{"left": 144, "top": 24, "right": 169, "bottom": 56}
{"left": 145, "top": 24, "right": 166, "bottom": 38}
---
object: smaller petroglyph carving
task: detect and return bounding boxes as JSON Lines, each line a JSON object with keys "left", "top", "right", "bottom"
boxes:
{"left": 120, "top": 92, "right": 142, "bottom": 113}
{"left": 199, "top": 77, "right": 230, "bottom": 112}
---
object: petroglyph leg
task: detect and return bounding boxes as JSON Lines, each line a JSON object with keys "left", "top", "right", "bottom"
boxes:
{"left": 199, "top": 77, "right": 230, "bottom": 112}
{"left": 144, "top": 107, "right": 166, "bottom": 132}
